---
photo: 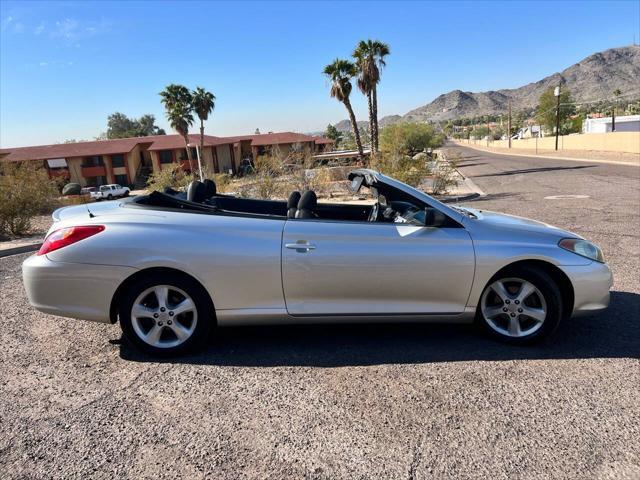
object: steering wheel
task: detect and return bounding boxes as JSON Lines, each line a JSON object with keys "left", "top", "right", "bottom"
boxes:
{"left": 368, "top": 202, "right": 380, "bottom": 222}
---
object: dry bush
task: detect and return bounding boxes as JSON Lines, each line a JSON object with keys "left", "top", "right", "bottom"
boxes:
{"left": 370, "top": 153, "right": 430, "bottom": 187}
{"left": 146, "top": 163, "right": 194, "bottom": 192}
{"left": 431, "top": 162, "right": 458, "bottom": 195}
{"left": 0, "top": 162, "right": 58, "bottom": 236}
{"left": 254, "top": 155, "right": 283, "bottom": 176}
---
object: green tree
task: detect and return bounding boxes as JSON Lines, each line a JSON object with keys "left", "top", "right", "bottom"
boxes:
{"left": 191, "top": 87, "right": 216, "bottom": 172}
{"left": 0, "top": 162, "right": 58, "bottom": 236}
{"left": 379, "top": 123, "right": 443, "bottom": 156}
{"left": 160, "top": 84, "right": 195, "bottom": 171}
{"left": 325, "top": 123, "right": 342, "bottom": 147}
{"left": 353, "top": 39, "right": 390, "bottom": 153}
{"left": 106, "top": 112, "right": 166, "bottom": 139}
{"left": 323, "top": 59, "right": 364, "bottom": 160}
{"left": 536, "top": 86, "right": 574, "bottom": 134}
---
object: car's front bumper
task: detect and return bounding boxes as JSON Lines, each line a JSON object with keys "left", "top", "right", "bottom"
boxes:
{"left": 22, "top": 254, "right": 136, "bottom": 323}
{"left": 559, "top": 261, "right": 613, "bottom": 317}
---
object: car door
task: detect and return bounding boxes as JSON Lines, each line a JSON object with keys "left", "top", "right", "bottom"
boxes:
{"left": 281, "top": 219, "right": 475, "bottom": 316}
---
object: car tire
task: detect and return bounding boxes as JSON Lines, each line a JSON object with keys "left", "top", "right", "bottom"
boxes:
{"left": 118, "top": 273, "right": 214, "bottom": 356}
{"left": 475, "top": 266, "right": 562, "bottom": 345}
{"left": 107, "top": 194, "right": 113, "bottom": 200}
{"left": 123, "top": 190, "right": 130, "bottom": 197}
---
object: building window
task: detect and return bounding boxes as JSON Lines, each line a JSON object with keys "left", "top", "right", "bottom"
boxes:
{"left": 178, "top": 148, "right": 198, "bottom": 161}
{"left": 83, "top": 155, "right": 104, "bottom": 167}
{"left": 111, "top": 154, "right": 125, "bottom": 168}
{"left": 159, "top": 150, "right": 173, "bottom": 164}
{"left": 115, "top": 174, "right": 128, "bottom": 186}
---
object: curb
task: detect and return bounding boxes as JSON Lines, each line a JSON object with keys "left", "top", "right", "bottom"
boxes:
{"left": 438, "top": 192, "right": 481, "bottom": 204}
{"left": 0, "top": 243, "right": 41, "bottom": 259}
{"left": 453, "top": 142, "right": 640, "bottom": 167}
{"left": 436, "top": 149, "right": 488, "bottom": 200}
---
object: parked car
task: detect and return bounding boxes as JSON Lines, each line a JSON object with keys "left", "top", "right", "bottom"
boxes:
{"left": 80, "top": 186, "right": 96, "bottom": 195}
{"left": 23, "top": 170, "right": 611, "bottom": 356}
{"left": 90, "top": 184, "right": 130, "bottom": 201}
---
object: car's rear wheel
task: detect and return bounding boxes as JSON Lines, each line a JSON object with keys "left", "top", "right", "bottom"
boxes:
{"left": 477, "top": 266, "right": 562, "bottom": 344}
{"left": 119, "top": 273, "right": 213, "bottom": 355}
{"left": 107, "top": 194, "right": 113, "bottom": 200}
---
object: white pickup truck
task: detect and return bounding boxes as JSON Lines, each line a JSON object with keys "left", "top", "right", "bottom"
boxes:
{"left": 90, "top": 184, "right": 130, "bottom": 201}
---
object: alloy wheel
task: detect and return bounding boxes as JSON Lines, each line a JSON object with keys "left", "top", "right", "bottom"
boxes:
{"left": 130, "top": 285, "right": 198, "bottom": 348}
{"left": 480, "top": 277, "right": 547, "bottom": 338}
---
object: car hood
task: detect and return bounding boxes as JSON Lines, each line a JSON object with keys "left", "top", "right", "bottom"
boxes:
{"left": 458, "top": 207, "right": 583, "bottom": 239}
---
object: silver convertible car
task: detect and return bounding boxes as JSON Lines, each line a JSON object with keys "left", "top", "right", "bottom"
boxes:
{"left": 23, "top": 169, "right": 612, "bottom": 355}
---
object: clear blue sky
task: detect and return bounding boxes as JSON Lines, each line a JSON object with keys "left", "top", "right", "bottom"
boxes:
{"left": 1, "top": 0, "right": 639, "bottom": 147}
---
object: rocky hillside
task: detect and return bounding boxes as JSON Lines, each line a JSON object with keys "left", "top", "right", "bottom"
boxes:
{"left": 333, "top": 45, "right": 640, "bottom": 129}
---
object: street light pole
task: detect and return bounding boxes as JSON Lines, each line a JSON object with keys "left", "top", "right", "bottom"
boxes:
{"left": 554, "top": 85, "right": 561, "bottom": 151}
{"left": 508, "top": 100, "right": 512, "bottom": 149}
{"left": 188, "top": 143, "right": 204, "bottom": 181}
{"left": 486, "top": 116, "right": 490, "bottom": 147}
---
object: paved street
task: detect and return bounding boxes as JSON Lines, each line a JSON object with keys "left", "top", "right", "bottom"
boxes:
{"left": 1, "top": 146, "right": 639, "bottom": 479}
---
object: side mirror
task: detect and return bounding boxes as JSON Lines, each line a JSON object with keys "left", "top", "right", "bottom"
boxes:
{"left": 424, "top": 207, "right": 446, "bottom": 227}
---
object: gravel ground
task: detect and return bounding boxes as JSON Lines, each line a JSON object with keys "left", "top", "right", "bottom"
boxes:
{"left": 1, "top": 145, "right": 639, "bottom": 479}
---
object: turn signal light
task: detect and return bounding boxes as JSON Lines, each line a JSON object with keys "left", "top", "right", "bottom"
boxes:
{"left": 38, "top": 225, "right": 105, "bottom": 255}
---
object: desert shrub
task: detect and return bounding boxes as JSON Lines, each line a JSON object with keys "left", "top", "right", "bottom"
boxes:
{"left": 146, "top": 163, "right": 194, "bottom": 192}
{"left": 236, "top": 156, "right": 284, "bottom": 200}
{"left": 212, "top": 173, "right": 231, "bottom": 193}
{"left": 379, "top": 123, "right": 444, "bottom": 156}
{"left": 431, "top": 161, "right": 458, "bottom": 195}
{"left": 0, "top": 162, "right": 58, "bottom": 236}
{"left": 62, "top": 183, "right": 81, "bottom": 195}
{"left": 254, "top": 155, "right": 283, "bottom": 176}
{"left": 370, "top": 153, "right": 431, "bottom": 188}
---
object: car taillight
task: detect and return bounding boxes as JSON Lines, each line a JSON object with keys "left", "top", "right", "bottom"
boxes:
{"left": 38, "top": 225, "right": 105, "bottom": 255}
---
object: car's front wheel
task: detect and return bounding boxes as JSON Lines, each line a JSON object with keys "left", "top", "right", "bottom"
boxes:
{"left": 477, "top": 266, "right": 562, "bottom": 344}
{"left": 119, "top": 273, "right": 213, "bottom": 355}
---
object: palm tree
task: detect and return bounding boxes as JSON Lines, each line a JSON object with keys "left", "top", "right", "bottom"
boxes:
{"left": 160, "top": 84, "right": 195, "bottom": 171}
{"left": 323, "top": 59, "right": 364, "bottom": 160}
{"left": 191, "top": 87, "right": 216, "bottom": 170}
{"left": 612, "top": 88, "right": 622, "bottom": 131}
{"left": 353, "top": 40, "right": 389, "bottom": 152}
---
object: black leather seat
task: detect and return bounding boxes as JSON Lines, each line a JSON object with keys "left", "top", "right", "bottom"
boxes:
{"left": 295, "top": 190, "right": 318, "bottom": 219}
{"left": 287, "top": 191, "right": 301, "bottom": 218}
{"left": 203, "top": 179, "right": 217, "bottom": 199}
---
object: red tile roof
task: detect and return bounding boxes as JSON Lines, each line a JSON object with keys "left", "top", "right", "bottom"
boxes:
{"left": 0, "top": 137, "right": 152, "bottom": 163}
{"left": 0, "top": 131, "right": 333, "bottom": 162}
{"left": 313, "top": 136, "right": 334, "bottom": 144}
{"left": 145, "top": 134, "right": 232, "bottom": 151}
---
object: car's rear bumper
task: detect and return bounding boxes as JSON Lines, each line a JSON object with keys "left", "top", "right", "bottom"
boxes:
{"left": 559, "top": 262, "right": 613, "bottom": 317}
{"left": 22, "top": 254, "right": 136, "bottom": 323}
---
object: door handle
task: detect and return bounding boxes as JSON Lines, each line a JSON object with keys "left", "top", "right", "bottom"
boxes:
{"left": 285, "top": 242, "right": 316, "bottom": 252}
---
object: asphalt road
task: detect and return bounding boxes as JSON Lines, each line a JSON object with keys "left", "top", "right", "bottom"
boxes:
{"left": 1, "top": 145, "right": 638, "bottom": 479}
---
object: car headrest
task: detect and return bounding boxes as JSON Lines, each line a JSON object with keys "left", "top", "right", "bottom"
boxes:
{"left": 295, "top": 190, "right": 317, "bottom": 219}
{"left": 287, "top": 191, "right": 301, "bottom": 209}
{"left": 187, "top": 180, "right": 207, "bottom": 203}
{"left": 203, "top": 179, "right": 217, "bottom": 198}
{"left": 298, "top": 190, "right": 317, "bottom": 209}
{"left": 287, "top": 191, "right": 301, "bottom": 218}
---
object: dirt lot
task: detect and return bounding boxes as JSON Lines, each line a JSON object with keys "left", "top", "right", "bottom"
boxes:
{"left": 0, "top": 146, "right": 638, "bottom": 479}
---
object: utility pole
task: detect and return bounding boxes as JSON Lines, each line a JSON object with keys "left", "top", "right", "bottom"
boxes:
{"left": 508, "top": 100, "right": 512, "bottom": 148}
{"left": 554, "top": 84, "right": 561, "bottom": 151}
{"left": 486, "top": 116, "right": 490, "bottom": 147}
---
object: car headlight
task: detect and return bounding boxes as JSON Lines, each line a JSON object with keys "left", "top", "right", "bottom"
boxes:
{"left": 559, "top": 238, "right": 605, "bottom": 263}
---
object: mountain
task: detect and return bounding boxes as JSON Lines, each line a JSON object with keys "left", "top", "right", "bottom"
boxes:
{"left": 333, "top": 119, "right": 369, "bottom": 133}
{"left": 332, "top": 45, "right": 640, "bottom": 127}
